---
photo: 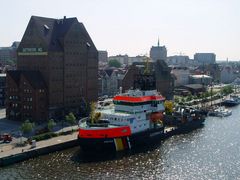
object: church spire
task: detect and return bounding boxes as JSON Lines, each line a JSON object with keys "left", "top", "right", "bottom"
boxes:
{"left": 157, "top": 37, "right": 160, "bottom": 47}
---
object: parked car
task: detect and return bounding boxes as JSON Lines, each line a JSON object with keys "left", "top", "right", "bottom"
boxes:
{"left": 0, "top": 133, "right": 12, "bottom": 142}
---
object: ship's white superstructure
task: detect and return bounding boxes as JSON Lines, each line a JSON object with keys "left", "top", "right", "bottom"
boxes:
{"left": 98, "top": 89, "right": 165, "bottom": 133}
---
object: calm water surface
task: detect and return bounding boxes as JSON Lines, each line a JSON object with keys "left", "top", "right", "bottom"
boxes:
{"left": 1, "top": 106, "right": 240, "bottom": 179}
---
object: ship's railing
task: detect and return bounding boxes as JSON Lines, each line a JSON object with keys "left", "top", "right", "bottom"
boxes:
{"left": 79, "top": 117, "right": 113, "bottom": 128}
{"left": 78, "top": 117, "right": 88, "bottom": 127}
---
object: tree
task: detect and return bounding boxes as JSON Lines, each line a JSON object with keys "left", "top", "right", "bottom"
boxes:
{"left": 89, "top": 102, "right": 96, "bottom": 124}
{"left": 65, "top": 112, "right": 77, "bottom": 132}
{"left": 21, "top": 120, "right": 35, "bottom": 135}
{"left": 47, "top": 119, "right": 56, "bottom": 132}
{"left": 94, "top": 112, "right": 101, "bottom": 122}
{"left": 221, "top": 85, "right": 234, "bottom": 95}
{"left": 174, "top": 97, "right": 180, "bottom": 104}
{"left": 108, "top": 59, "right": 121, "bottom": 68}
{"left": 186, "top": 95, "right": 193, "bottom": 102}
{"left": 164, "top": 101, "right": 174, "bottom": 115}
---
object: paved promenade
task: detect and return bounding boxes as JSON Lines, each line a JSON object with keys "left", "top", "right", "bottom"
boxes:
{"left": 0, "top": 132, "right": 78, "bottom": 158}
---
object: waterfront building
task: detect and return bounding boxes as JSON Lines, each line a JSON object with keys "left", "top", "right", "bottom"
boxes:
{"left": 167, "top": 55, "right": 190, "bottom": 66}
{"left": 0, "top": 73, "right": 6, "bottom": 107}
{"left": 170, "top": 66, "right": 190, "bottom": 87}
{"left": 6, "top": 15, "right": 98, "bottom": 122}
{"left": 150, "top": 39, "right": 167, "bottom": 62}
{"left": 189, "top": 75, "right": 212, "bottom": 85}
{"left": 0, "top": 42, "right": 20, "bottom": 66}
{"left": 122, "top": 60, "right": 174, "bottom": 99}
{"left": 98, "top": 50, "right": 108, "bottom": 63}
{"left": 196, "top": 63, "right": 221, "bottom": 83}
{"left": 220, "top": 65, "right": 239, "bottom": 84}
{"left": 181, "top": 84, "right": 206, "bottom": 95}
{"left": 6, "top": 71, "right": 47, "bottom": 121}
{"left": 98, "top": 68, "right": 118, "bottom": 97}
{"left": 128, "top": 55, "right": 147, "bottom": 65}
{"left": 194, "top": 53, "right": 216, "bottom": 65}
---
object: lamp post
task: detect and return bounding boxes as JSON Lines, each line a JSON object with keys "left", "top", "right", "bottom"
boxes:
{"left": 210, "top": 82, "right": 213, "bottom": 107}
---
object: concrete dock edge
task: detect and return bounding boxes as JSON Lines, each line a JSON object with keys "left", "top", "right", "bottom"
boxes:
{"left": 0, "top": 139, "right": 79, "bottom": 167}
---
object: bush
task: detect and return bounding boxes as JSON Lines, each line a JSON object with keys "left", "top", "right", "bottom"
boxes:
{"left": 48, "top": 119, "right": 56, "bottom": 131}
{"left": 32, "top": 132, "right": 58, "bottom": 142}
{"left": 35, "top": 126, "right": 49, "bottom": 135}
{"left": 58, "top": 131, "right": 72, "bottom": 136}
{"left": 32, "top": 129, "right": 78, "bottom": 142}
{"left": 21, "top": 120, "right": 35, "bottom": 135}
{"left": 174, "top": 97, "right": 180, "bottom": 103}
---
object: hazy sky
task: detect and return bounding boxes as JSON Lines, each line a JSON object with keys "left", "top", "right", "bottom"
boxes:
{"left": 1, "top": 0, "right": 239, "bottom": 60}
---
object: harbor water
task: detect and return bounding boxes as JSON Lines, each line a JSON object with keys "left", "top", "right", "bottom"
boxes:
{"left": 1, "top": 106, "right": 240, "bottom": 179}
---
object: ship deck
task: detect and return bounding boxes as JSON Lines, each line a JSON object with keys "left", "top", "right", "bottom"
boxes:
{"left": 79, "top": 121, "right": 123, "bottom": 129}
{"left": 98, "top": 107, "right": 132, "bottom": 116}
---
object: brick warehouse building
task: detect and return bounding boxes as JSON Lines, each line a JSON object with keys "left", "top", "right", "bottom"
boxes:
{"left": 6, "top": 16, "right": 98, "bottom": 122}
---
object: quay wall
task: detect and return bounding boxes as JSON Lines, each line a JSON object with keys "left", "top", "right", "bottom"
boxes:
{"left": 0, "top": 139, "right": 79, "bottom": 167}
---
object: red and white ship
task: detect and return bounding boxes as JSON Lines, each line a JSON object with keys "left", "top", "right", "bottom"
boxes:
{"left": 78, "top": 86, "right": 166, "bottom": 151}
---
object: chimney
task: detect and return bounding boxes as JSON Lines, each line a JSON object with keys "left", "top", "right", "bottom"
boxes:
{"left": 62, "top": 16, "right": 66, "bottom": 24}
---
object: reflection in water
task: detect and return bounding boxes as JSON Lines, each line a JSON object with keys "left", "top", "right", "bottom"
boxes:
{"left": 1, "top": 106, "right": 240, "bottom": 179}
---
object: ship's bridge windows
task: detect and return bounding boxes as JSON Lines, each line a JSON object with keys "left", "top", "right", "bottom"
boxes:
{"left": 113, "top": 100, "right": 151, "bottom": 106}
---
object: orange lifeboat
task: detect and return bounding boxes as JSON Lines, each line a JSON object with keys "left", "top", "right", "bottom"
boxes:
{"left": 150, "top": 112, "right": 163, "bottom": 122}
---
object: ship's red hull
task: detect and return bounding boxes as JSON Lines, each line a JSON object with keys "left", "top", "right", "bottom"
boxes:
{"left": 78, "top": 127, "right": 165, "bottom": 151}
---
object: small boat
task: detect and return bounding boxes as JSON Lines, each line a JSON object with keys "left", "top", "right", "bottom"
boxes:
{"left": 168, "top": 106, "right": 205, "bottom": 132}
{"left": 208, "top": 106, "right": 232, "bottom": 117}
{"left": 222, "top": 95, "right": 240, "bottom": 107}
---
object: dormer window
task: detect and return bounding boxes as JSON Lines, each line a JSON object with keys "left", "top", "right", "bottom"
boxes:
{"left": 44, "top": 25, "right": 50, "bottom": 36}
{"left": 44, "top": 24, "right": 49, "bottom": 30}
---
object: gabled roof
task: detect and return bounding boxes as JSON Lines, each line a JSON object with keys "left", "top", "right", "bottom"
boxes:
{"left": 11, "top": 41, "right": 20, "bottom": 48}
{"left": 19, "top": 15, "right": 98, "bottom": 54}
{"left": 31, "top": 16, "right": 56, "bottom": 48}
{"left": 29, "top": 16, "right": 77, "bottom": 52}
{"left": 99, "top": 69, "right": 107, "bottom": 77}
{"left": 7, "top": 71, "right": 22, "bottom": 86}
{"left": 49, "top": 17, "right": 77, "bottom": 51}
{"left": 183, "top": 84, "right": 204, "bottom": 90}
{"left": 7, "top": 70, "right": 46, "bottom": 89}
{"left": 99, "top": 68, "right": 117, "bottom": 77}
{"left": 105, "top": 68, "right": 114, "bottom": 77}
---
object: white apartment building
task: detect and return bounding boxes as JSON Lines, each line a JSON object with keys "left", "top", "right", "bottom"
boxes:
{"left": 194, "top": 53, "right": 216, "bottom": 65}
